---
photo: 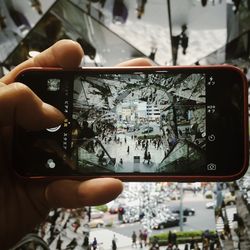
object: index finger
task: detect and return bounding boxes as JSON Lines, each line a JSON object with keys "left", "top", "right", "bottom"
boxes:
{"left": 1, "top": 39, "right": 84, "bottom": 85}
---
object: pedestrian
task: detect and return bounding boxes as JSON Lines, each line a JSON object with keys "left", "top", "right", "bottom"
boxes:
{"left": 180, "top": 24, "right": 189, "bottom": 55}
{"left": 87, "top": 206, "right": 91, "bottom": 222}
{"left": 149, "top": 47, "right": 157, "bottom": 61}
{"left": 190, "top": 237, "right": 195, "bottom": 249}
{"left": 139, "top": 230, "right": 144, "bottom": 248}
{"left": 202, "top": 238, "right": 209, "bottom": 250}
{"left": 98, "top": 149, "right": 105, "bottom": 164}
{"left": 172, "top": 232, "right": 177, "bottom": 246}
{"left": 145, "top": 139, "right": 149, "bottom": 150}
{"left": 132, "top": 231, "right": 137, "bottom": 247}
{"left": 143, "top": 150, "right": 148, "bottom": 163}
{"left": 73, "top": 218, "right": 80, "bottom": 233}
{"left": 147, "top": 152, "right": 151, "bottom": 164}
{"left": 92, "top": 237, "right": 97, "bottom": 250}
{"left": 119, "top": 158, "right": 123, "bottom": 165}
{"left": 136, "top": 0, "right": 147, "bottom": 19}
{"left": 173, "top": 244, "right": 180, "bottom": 250}
{"left": 82, "top": 234, "right": 89, "bottom": 249}
{"left": 118, "top": 206, "right": 124, "bottom": 221}
{"left": 143, "top": 229, "right": 148, "bottom": 246}
{"left": 112, "top": 234, "right": 117, "bottom": 250}
{"left": 56, "top": 236, "right": 63, "bottom": 250}
{"left": 166, "top": 242, "right": 173, "bottom": 249}
{"left": 48, "top": 224, "right": 55, "bottom": 244}
{"left": 151, "top": 236, "right": 159, "bottom": 250}
{"left": 184, "top": 243, "right": 189, "bottom": 250}
{"left": 66, "top": 238, "right": 77, "bottom": 249}
{"left": 127, "top": 145, "right": 130, "bottom": 154}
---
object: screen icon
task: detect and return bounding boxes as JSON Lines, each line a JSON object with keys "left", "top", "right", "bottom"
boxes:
{"left": 46, "top": 159, "right": 56, "bottom": 169}
{"left": 207, "top": 105, "right": 216, "bottom": 114}
{"left": 208, "top": 76, "right": 215, "bottom": 86}
{"left": 208, "top": 134, "right": 216, "bottom": 142}
{"left": 46, "top": 125, "right": 61, "bottom": 132}
{"left": 47, "top": 78, "right": 61, "bottom": 91}
{"left": 207, "top": 163, "right": 216, "bottom": 171}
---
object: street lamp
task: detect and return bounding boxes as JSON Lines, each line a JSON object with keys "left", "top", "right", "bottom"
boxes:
{"left": 166, "top": 0, "right": 176, "bottom": 65}
{"left": 179, "top": 183, "right": 184, "bottom": 232}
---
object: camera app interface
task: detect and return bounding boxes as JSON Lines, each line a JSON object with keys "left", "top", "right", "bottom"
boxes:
{"left": 69, "top": 71, "right": 206, "bottom": 175}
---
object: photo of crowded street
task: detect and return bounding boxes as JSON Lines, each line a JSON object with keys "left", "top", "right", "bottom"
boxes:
{"left": 71, "top": 72, "right": 206, "bottom": 174}
{"left": 1, "top": 0, "right": 250, "bottom": 249}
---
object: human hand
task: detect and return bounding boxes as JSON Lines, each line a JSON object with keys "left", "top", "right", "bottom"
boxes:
{"left": 0, "top": 39, "right": 152, "bottom": 249}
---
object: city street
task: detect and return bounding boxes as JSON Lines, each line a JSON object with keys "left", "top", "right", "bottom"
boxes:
{"left": 104, "top": 191, "right": 215, "bottom": 237}
{"left": 47, "top": 190, "right": 216, "bottom": 250}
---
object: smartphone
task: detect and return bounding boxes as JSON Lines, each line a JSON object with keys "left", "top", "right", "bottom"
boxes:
{"left": 13, "top": 65, "right": 248, "bottom": 181}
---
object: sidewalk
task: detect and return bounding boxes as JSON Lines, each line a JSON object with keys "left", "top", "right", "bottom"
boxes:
{"left": 119, "top": 243, "right": 203, "bottom": 250}
{"left": 88, "top": 228, "right": 203, "bottom": 250}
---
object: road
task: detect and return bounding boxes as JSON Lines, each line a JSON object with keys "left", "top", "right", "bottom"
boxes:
{"left": 102, "top": 191, "right": 216, "bottom": 238}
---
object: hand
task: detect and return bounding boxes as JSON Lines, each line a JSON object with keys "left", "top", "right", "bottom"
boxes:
{"left": 0, "top": 39, "right": 152, "bottom": 249}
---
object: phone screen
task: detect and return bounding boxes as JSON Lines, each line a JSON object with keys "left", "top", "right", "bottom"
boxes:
{"left": 13, "top": 66, "right": 248, "bottom": 180}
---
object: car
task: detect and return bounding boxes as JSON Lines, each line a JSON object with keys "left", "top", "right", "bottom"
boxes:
{"left": 206, "top": 201, "right": 215, "bottom": 209}
{"left": 84, "top": 219, "right": 104, "bottom": 228}
{"left": 108, "top": 202, "right": 126, "bottom": 214}
{"left": 151, "top": 215, "right": 187, "bottom": 230}
{"left": 169, "top": 192, "right": 181, "bottom": 200}
{"left": 170, "top": 206, "right": 195, "bottom": 216}
{"left": 108, "top": 203, "right": 119, "bottom": 214}
{"left": 141, "top": 127, "right": 154, "bottom": 134}
{"left": 204, "top": 190, "right": 214, "bottom": 199}
{"left": 91, "top": 208, "right": 104, "bottom": 219}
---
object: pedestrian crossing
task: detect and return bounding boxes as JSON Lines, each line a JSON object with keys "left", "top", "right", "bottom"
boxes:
{"left": 216, "top": 205, "right": 237, "bottom": 233}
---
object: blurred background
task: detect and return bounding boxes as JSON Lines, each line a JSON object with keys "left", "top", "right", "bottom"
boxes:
{"left": 1, "top": 0, "right": 250, "bottom": 249}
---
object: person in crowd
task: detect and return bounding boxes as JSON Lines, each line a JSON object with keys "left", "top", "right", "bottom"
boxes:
{"left": 150, "top": 236, "right": 159, "bottom": 250}
{"left": 119, "top": 158, "right": 123, "bottom": 165}
{"left": 132, "top": 231, "right": 137, "bottom": 247}
{"left": 48, "top": 223, "right": 55, "bottom": 244}
{"left": 0, "top": 39, "right": 153, "bottom": 249}
{"left": 92, "top": 237, "right": 98, "bottom": 250}
{"left": 112, "top": 234, "right": 117, "bottom": 250}
{"left": 168, "top": 230, "right": 173, "bottom": 245}
{"left": 97, "top": 149, "right": 105, "bottom": 164}
{"left": 56, "top": 236, "right": 63, "bottom": 250}
{"left": 72, "top": 218, "right": 81, "bottom": 233}
{"left": 149, "top": 47, "right": 157, "bottom": 61}
{"left": 189, "top": 236, "right": 195, "bottom": 249}
{"left": 180, "top": 25, "right": 189, "bottom": 55}
{"left": 143, "top": 229, "right": 148, "bottom": 246}
{"left": 136, "top": 0, "right": 147, "bottom": 19}
{"left": 82, "top": 234, "right": 89, "bottom": 249}
{"left": 143, "top": 150, "right": 148, "bottom": 163}
{"left": 147, "top": 151, "right": 151, "bottom": 164}
{"left": 66, "top": 237, "right": 77, "bottom": 249}
{"left": 172, "top": 232, "right": 177, "bottom": 246}
{"left": 139, "top": 229, "right": 144, "bottom": 248}
{"left": 166, "top": 242, "right": 173, "bottom": 249}
{"left": 172, "top": 244, "right": 180, "bottom": 250}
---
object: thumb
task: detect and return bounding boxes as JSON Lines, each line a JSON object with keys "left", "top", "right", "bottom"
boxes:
{"left": 0, "top": 82, "right": 64, "bottom": 130}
